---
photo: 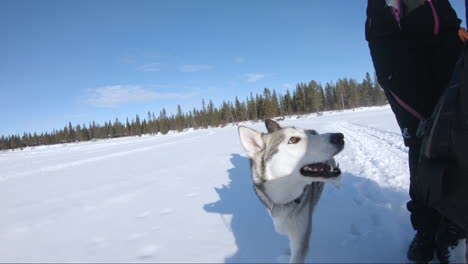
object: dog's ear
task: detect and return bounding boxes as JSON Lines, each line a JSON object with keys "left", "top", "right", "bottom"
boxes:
{"left": 265, "top": 119, "right": 281, "bottom": 133}
{"left": 238, "top": 126, "right": 264, "bottom": 158}
{"left": 307, "top": 129, "right": 318, "bottom": 135}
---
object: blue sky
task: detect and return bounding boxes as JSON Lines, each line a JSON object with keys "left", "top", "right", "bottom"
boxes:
{"left": 1, "top": 0, "right": 466, "bottom": 136}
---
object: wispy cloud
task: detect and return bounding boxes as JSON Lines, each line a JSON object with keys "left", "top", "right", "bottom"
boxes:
{"left": 282, "top": 83, "right": 293, "bottom": 89}
{"left": 180, "top": 64, "right": 212, "bottom": 72}
{"left": 245, "top": 73, "right": 265, "bottom": 82}
{"left": 137, "top": 63, "right": 161, "bottom": 72}
{"left": 84, "top": 85, "right": 188, "bottom": 108}
{"left": 234, "top": 57, "right": 246, "bottom": 63}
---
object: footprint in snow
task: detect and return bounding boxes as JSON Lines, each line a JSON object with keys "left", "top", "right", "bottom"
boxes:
{"left": 81, "top": 205, "right": 97, "bottom": 213}
{"left": 136, "top": 210, "right": 152, "bottom": 219}
{"left": 137, "top": 244, "right": 159, "bottom": 259}
{"left": 90, "top": 237, "right": 105, "bottom": 244}
{"left": 159, "top": 208, "right": 174, "bottom": 215}
{"left": 127, "top": 233, "right": 144, "bottom": 241}
{"left": 13, "top": 226, "right": 29, "bottom": 233}
{"left": 87, "top": 237, "right": 106, "bottom": 252}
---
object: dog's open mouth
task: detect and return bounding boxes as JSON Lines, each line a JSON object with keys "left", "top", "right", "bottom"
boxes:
{"left": 300, "top": 163, "right": 341, "bottom": 178}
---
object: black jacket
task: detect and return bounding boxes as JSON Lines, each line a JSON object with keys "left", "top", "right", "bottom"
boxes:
{"left": 366, "top": 0, "right": 461, "bottom": 40}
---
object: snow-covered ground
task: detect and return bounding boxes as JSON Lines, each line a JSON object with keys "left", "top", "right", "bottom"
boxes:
{"left": 1, "top": 105, "right": 419, "bottom": 263}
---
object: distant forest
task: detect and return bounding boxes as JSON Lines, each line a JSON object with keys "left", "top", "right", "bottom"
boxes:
{"left": 1, "top": 73, "right": 387, "bottom": 150}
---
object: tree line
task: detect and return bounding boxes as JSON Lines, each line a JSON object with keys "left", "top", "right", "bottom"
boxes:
{"left": 1, "top": 73, "right": 386, "bottom": 150}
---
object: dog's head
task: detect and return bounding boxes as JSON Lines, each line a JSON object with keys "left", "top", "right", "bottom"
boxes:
{"left": 238, "top": 119, "right": 344, "bottom": 185}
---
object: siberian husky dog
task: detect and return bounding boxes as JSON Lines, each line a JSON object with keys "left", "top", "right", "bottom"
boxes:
{"left": 238, "top": 119, "right": 345, "bottom": 263}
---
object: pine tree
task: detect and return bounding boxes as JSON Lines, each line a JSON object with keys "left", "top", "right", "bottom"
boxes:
{"left": 141, "top": 119, "right": 148, "bottom": 135}
{"left": 316, "top": 83, "right": 325, "bottom": 112}
{"left": 176, "top": 104, "right": 185, "bottom": 132}
{"left": 293, "top": 84, "right": 306, "bottom": 113}
{"left": 67, "top": 122, "right": 75, "bottom": 142}
{"left": 372, "top": 72, "right": 387, "bottom": 105}
{"left": 125, "top": 118, "right": 131, "bottom": 136}
{"left": 347, "top": 79, "right": 359, "bottom": 109}
{"left": 75, "top": 124, "right": 83, "bottom": 141}
{"left": 82, "top": 124, "right": 90, "bottom": 141}
{"left": 271, "top": 90, "right": 280, "bottom": 117}
{"left": 336, "top": 78, "right": 346, "bottom": 110}
{"left": 247, "top": 93, "right": 258, "bottom": 120}
{"left": 283, "top": 90, "right": 293, "bottom": 115}
{"left": 307, "top": 81, "right": 324, "bottom": 113}
{"left": 207, "top": 100, "right": 216, "bottom": 127}
{"left": 201, "top": 99, "right": 207, "bottom": 128}
{"left": 147, "top": 112, "right": 153, "bottom": 135}
{"left": 159, "top": 108, "right": 169, "bottom": 135}
{"left": 262, "top": 88, "right": 276, "bottom": 118}
{"left": 0, "top": 136, "right": 8, "bottom": 150}
{"left": 234, "top": 96, "right": 247, "bottom": 122}
{"left": 360, "top": 72, "right": 374, "bottom": 106}
{"left": 152, "top": 112, "right": 157, "bottom": 134}
{"left": 137, "top": 115, "right": 142, "bottom": 136}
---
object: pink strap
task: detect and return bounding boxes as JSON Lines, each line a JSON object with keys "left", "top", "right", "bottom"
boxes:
{"left": 391, "top": 0, "right": 440, "bottom": 35}
{"left": 392, "top": 0, "right": 402, "bottom": 23}
{"left": 389, "top": 90, "right": 426, "bottom": 121}
{"left": 428, "top": 0, "right": 440, "bottom": 35}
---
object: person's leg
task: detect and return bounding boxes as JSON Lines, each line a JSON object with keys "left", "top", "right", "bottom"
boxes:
{"left": 381, "top": 87, "right": 441, "bottom": 231}
{"left": 369, "top": 37, "right": 442, "bottom": 261}
{"left": 382, "top": 87, "right": 441, "bottom": 262}
{"left": 406, "top": 141, "right": 441, "bottom": 232}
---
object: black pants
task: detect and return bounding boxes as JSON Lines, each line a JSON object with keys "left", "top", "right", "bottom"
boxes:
{"left": 369, "top": 31, "right": 462, "bottom": 232}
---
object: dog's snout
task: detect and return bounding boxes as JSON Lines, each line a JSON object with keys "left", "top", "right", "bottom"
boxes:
{"left": 330, "top": 133, "right": 344, "bottom": 145}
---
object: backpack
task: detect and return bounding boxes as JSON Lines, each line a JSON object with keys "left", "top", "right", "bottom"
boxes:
{"left": 417, "top": 42, "right": 468, "bottom": 231}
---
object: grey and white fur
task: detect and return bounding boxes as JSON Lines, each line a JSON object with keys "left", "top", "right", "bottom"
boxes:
{"left": 238, "top": 119, "right": 345, "bottom": 263}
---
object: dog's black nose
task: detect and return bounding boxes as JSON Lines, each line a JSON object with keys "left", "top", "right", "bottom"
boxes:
{"left": 330, "top": 133, "right": 344, "bottom": 145}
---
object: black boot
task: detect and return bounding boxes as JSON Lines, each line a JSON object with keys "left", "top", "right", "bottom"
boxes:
{"left": 435, "top": 219, "right": 467, "bottom": 264}
{"left": 407, "top": 231, "right": 436, "bottom": 262}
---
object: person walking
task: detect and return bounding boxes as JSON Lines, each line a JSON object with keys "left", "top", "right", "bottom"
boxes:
{"left": 365, "top": 0, "right": 467, "bottom": 263}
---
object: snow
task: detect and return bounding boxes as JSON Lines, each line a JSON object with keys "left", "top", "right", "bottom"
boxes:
{"left": 0, "top": 105, "right": 420, "bottom": 263}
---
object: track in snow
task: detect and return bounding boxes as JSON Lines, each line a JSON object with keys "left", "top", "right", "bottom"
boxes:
{"left": 336, "top": 121, "right": 409, "bottom": 190}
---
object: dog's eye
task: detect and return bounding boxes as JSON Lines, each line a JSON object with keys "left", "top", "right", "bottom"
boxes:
{"left": 288, "top": 137, "right": 301, "bottom": 144}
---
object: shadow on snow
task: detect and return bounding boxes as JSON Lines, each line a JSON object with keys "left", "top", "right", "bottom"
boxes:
{"left": 204, "top": 154, "right": 413, "bottom": 263}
